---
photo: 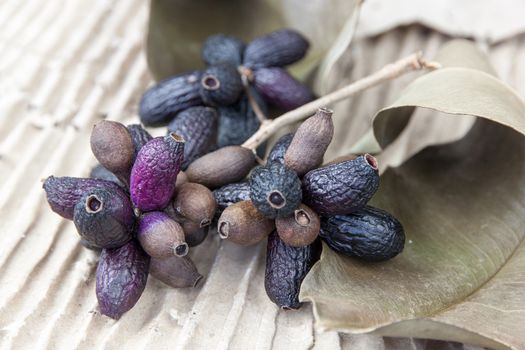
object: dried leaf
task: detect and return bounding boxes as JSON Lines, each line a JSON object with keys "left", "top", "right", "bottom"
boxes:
{"left": 301, "top": 40, "right": 525, "bottom": 350}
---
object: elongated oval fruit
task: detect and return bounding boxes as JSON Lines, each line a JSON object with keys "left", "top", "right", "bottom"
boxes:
{"left": 218, "top": 200, "right": 275, "bottom": 246}
{"left": 168, "top": 106, "right": 218, "bottom": 169}
{"left": 213, "top": 182, "right": 251, "bottom": 218}
{"left": 96, "top": 240, "right": 150, "bottom": 319}
{"left": 73, "top": 187, "right": 135, "bottom": 249}
{"left": 127, "top": 124, "right": 153, "bottom": 160}
{"left": 150, "top": 255, "right": 203, "bottom": 288}
{"left": 137, "top": 211, "right": 188, "bottom": 258}
{"left": 249, "top": 162, "right": 302, "bottom": 219}
{"left": 253, "top": 67, "right": 314, "bottom": 111}
{"left": 43, "top": 176, "right": 123, "bottom": 220}
{"left": 172, "top": 182, "right": 217, "bottom": 227}
{"left": 200, "top": 63, "right": 243, "bottom": 106}
{"left": 243, "top": 29, "right": 309, "bottom": 69}
{"left": 90, "top": 120, "right": 135, "bottom": 185}
{"left": 302, "top": 154, "right": 379, "bottom": 215}
{"left": 265, "top": 231, "right": 320, "bottom": 310}
{"left": 284, "top": 108, "right": 334, "bottom": 176}
{"left": 276, "top": 204, "right": 320, "bottom": 247}
{"left": 267, "top": 133, "right": 293, "bottom": 165}
{"left": 202, "top": 34, "right": 244, "bottom": 66}
{"left": 139, "top": 71, "right": 203, "bottom": 126}
{"left": 90, "top": 164, "right": 124, "bottom": 187}
{"left": 130, "top": 133, "right": 185, "bottom": 212}
{"left": 181, "top": 220, "right": 208, "bottom": 247}
{"left": 186, "top": 146, "right": 255, "bottom": 189}
{"left": 320, "top": 206, "right": 405, "bottom": 262}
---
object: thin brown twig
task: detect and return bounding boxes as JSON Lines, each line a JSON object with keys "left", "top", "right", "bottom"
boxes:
{"left": 242, "top": 52, "right": 440, "bottom": 150}
{"left": 239, "top": 66, "right": 267, "bottom": 123}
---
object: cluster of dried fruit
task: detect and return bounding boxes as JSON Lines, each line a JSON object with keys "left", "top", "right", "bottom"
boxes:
{"left": 213, "top": 108, "right": 405, "bottom": 309}
{"left": 43, "top": 121, "right": 215, "bottom": 319}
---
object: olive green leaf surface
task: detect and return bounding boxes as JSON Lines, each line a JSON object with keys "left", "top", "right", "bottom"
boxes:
{"left": 300, "top": 40, "right": 525, "bottom": 350}
{"left": 146, "top": 0, "right": 355, "bottom": 80}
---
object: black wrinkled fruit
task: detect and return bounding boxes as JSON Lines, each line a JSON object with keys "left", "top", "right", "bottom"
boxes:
{"left": 265, "top": 231, "right": 321, "bottom": 310}
{"left": 320, "top": 206, "right": 405, "bottom": 262}
{"left": 253, "top": 67, "right": 314, "bottom": 111}
{"left": 213, "top": 182, "right": 251, "bottom": 219}
{"left": 243, "top": 29, "right": 309, "bottom": 69}
{"left": 202, "top": 34, "right": 245, "bottom": 66}
{"left": 168, "top": 106, "right": 218, "bottom": 169}
{"left": 139, "top": 71, "right": 203, "bottom": 126}
{"left": 43, "top": 176, "right": 123, "bottom": 220}
{"left": 127, "top": 124, "right": 153, "bottom": 160}
{"left": 249, "top": 162, "right": 302, "bottom": 219}
{"left": 200, "top": 63, "right": 243, "bottom": 106}
{"left": 90, "top": 164, "right": 124, "bottom": 188}
{"left": 302, "top": 154, "right": 380, "bottom": 215}
{"left": 73, "top": 188, "right": 135, "bottom": 249}
{"left": 96, "top": 241, "right": 150, "bottom": 319}
{"left": 267, "top": 133, "right": 293, "bottom": 165}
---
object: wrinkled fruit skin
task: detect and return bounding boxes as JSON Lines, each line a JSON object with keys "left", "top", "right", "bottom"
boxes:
{"left": 250, "top": 162, "right": 302, "bottom": 219}
{"left": 253, "top": 67, "right": 314, "bottom": 111}
{"left": 168, "top": 106, "right": 218, "bottom": 169}
{"left": 213, "top": 182, "right": 251, "bottom": 219}
{"left": 73, "top": 188, "right": 135, "bottom": 249}
{"left": 202, "top": 34, "right": 245, "bottom": 66}
{"left": 267, "top": 133, "right": 293, "bottom": 165}
{"left": 139, "top": 71, "right": 203, "bottom": 126}
{"left": 265, "top": 231, "right": 321, "bottom": 309}
{"left": 127, "top": 124, "right": 153, "bottom": 160}
{"left": 90, "top": 164, "right": 124, "bottom": 188}
{"left": 150, "top": 256, "right": 202, "bottom": 288}
{"left": 200, "top": 63, "right": 243, "bottom": 106}
{"left": 96, "top": 241, "right": 150, "bottom": 319}
{"left": 320, "top": 206, "right": 405, "bottom": 262}
{"left": 243, "top": 29, "right": 309, "bottom": 69}
{"left": 130, "top": 135, "right": 184, "bottom": 212}
{"left": 302, "top": 155, "right": 379, "bottom": 215}
{"left": 43, "top": 176, "right": 123, "bottom": 220}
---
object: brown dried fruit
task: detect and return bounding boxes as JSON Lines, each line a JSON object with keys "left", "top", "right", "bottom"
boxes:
{"left": 186, "top": 146, "right": 256, "bottom": 189}
{"left": 284, "top": 108, "right": 334, "bottom": 176}
{"left": 180, "top": 220, "right": 208, "bottom": 247}
{"left": 150, "top": 255, "right": 203, "bottom": 288}
{"left": 218, "top": 200, "right": 275, "bottom": 246}
{"left": 276, "top": 204, "right": 320, "bottom": 247}
{"left": 137, "top": 211, "right": 188, "bottom": 258}
{"left": 175, "top": 171, "right": 189, "bottom": 189}
{"left": 172, "top": 182, "right": 217, "bottom": 227}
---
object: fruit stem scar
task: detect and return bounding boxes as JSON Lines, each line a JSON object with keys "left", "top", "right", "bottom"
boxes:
{"left": 268, "top": 191, "right": 286, "bottom": 208}
{"left": 201, "top": 75, "right": 220, "bottom": 90}
{"left": 200, "top": 218, "right": 211, "bottom": 227}
{"left": 295, "top": 210, "right": 310, "bottom": 226}
{"left": 364, "top": 153, "right": 378, "bottom": 170}
{"left": 174, "top": 243, "right": 189, "bottom": 257}
{"left": 169, "top": 132, "right": 185, "bottom": 143}
{"left": 218, "top": 222, "right": 230, "bottom": 239}
{"left": 86, "top": 195, "right": 103, "bottom": 213}
{"left": 242, "top": 52, "right": 441, "bottom": 150}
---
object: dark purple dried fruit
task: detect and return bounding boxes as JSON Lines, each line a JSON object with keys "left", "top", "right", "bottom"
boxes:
{"left": 213, "top": 182, "right": 251, "bottom": 218}
{"left": 284, "top": 108, "right": 334, "bottom": 176}
{"left": 90, "top": 120, "right": 135, "bottom": 186}
{"left": 265, "top": 231, "right": 320, "bottom": 310}
{"left": 172, "top": 182, "right": 217, "bottom": 227}
{"left": 79, "top": 238, "right": 102, "bottom": 252}
{"left": 90, "top": 164, "right": 124, "bottom": 188}
{"left": 127, "top": 124, "right": 153, "bottom": 160}
{"left": 249, "top": 162, "right": 302, "bottom": 219}
{"left": 43, "top": 176, "right": 123, "bottom": 220}
{"left": 150, "top": 255, "right": 202, "bottom": 288}
{"left": 96, "top": 240, "right": 150, "bottom": 319}
{"left": 243, "top": 29, "right": 309, "bottom": 69}
{"left": 202, "top": 34, "right": 245, "bottom": 66}
{"left": 200, "top": 63, "right": 243, "bottom": 106}
{"left": 130, "top": 133, "right": 184, "bottom": 212}
{"left": 276, "top": 204, "right": 320, "bottom": 247}
{"left": 186, "top": 146, "right": 255, "bottom": 189}
{"left": 180, "top": 220, "right": 208, "bottom": 247}
{"left": 320, "top": 206, "right": 405, "bottom": 262}
{"left": 253, "top": 67, "right": 314, "bottom": 111}
{"left": 218, "top": 200, "right": 275, "bottom": 246}
{"left": 137, "top": 211, "right": 188, "bottom": 258}
{"left": 302, "top": 154, "right": 379, "bottom": 215}
{"left": 267, "top": 133, "right": 293, "bottom": 165}
{"left": 139, "top": 71, "right": 203, "bottom": 126}
{"left": 167, "top": 106, "right": 218, "bottom": 169}
{"left": 73, "top": 187, "right": 134, "bottom": 249}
